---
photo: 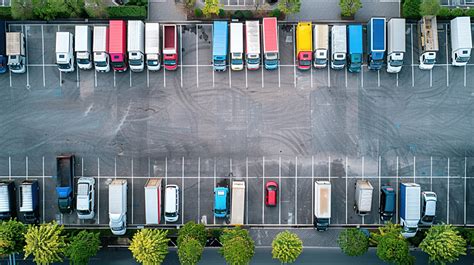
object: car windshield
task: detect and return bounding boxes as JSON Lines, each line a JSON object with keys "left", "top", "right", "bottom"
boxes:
{"left": 456, "top": 56, "right": 469, "bottom": 63}
{"left": 214, "top": 59, "right": 225, "bottom": 66}
{"left": 165, "top": 212, "right": 177, "bottom": 217}
{"left": 58, "top": 63, "right": 71, "bottom": 69}
{"left": 300, "top": 60, "right": 311, "bottom": 66}
{"left": 333, "top": 60, "right": 345, "bottom": 66}
{"left": 77, "top": 59, "right": 90, "bottom": 64}
{"left": 232, "top": 59, "right": 243, "bottom": 65}
{"left": 424, "top": 59, "right": 435, "bottom": 64}
{"left": 95, "top": 61, "right": 107, "bottom": 67}
{"left": 147, "top": 60, "right": 158, "bottom": 66}
{"left": 112, "top": 62, "right": 124, "bottom": 68}
{"left": 164, "top": 60, "right": 176, "bottom": 65}
{"left": 315, "top": 59, "right": 326, "bottom": 65}
{"left": 390, "top": 60, "right": 403, "bottom": 67}
{"left": 129, "top": 59, "right": 142, "bottom": 66}
{"left": 9, "top": 65, "right": 20, "bottom": 70}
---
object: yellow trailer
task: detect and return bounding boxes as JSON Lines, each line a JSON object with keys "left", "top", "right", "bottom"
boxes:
{"left": 296, "top": 22, "right": 313, "bottom": 70}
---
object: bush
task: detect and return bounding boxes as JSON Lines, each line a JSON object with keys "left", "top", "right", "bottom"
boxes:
{"left": 0, "top": 7, "right": 11, "bottom": 19}
{"left": 242, "top": 10, "right": 253, "bottom": 19}
{"left": 450, "top": 7, "right": 465, "bottom": 17}
{"left": 194, "top": 8, "right": 203, "bottom": 17}
{"left": 0, "top": 220, "right": 27, "bottom": 256}
{"left": 220, "top": 228, "right": 255, "bottom": 265}
{"left": 437, "top": 7, "right": 451, "bottom": 19}
{"left": 339, "top": 0, "right": 362, "bottom": 17}
{"left": 185, "top": 0, "right": 196, "bottom": 9}
{"left": 269, "top": 8, "right": 281, "bottom": 18}
{"left": 465, "top": 8, "right": 474, "bottom": 18}
{"left": 402, "top": 0, "right": 421, "bottom": 19}
{"left": 232, "top": 10, "right": 244, "bottom": 19}
{"left": 107, "top": 6, "right": 146, "bottom": 19}
{"left": 420, "top": 0, "right": 440, "bottom": 16}
{"left": 177, "top": 222, "right": 207, "bottom": 247}
{"left": 272, "top": 231, "right": 303, "bottom": 263}
{"left": 337, "top": 228, "right": 369, "bottom": 257}
{"left": 420, "top": 225, "right": 467, "bottom": 265}
{"left": 178, "top": 238, "right": 204, "bottom": 265}
{"left": 218, "top": 8, "right": 225, "bottom": 18}
{"left": 126, "top": 0, "right": 148, "bottom": 6}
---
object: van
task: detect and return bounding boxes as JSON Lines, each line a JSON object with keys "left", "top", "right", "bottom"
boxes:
{"left": 165, "top": 184, "right": 179, "bottom": 222}
{"left": 214, "top": 186, "right": 229, "bottom": 218}
{"left": 76, "top": 177, "right": 95, "bottom": 220}
{"left": 420, "top": 191, "right": 436, "bottom": 225}
{"left": 19, "top": 180, "right": 40, "bottom": 224}
{"left": 0, "top": 181, "right": 16, "bottom": 220}
{"left": 379, "top": 185, "right": 395, "bottom": 221}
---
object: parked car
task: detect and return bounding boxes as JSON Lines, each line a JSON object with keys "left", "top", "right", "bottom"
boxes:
{"left": 420, "top": 191, "right": 437, "bottom": 225}
{"left": 379, "top": 185, "right": 395, "bottom": 221}
{"left": 164, "top": 184, "right": 179, "bottom": 223}
{"left": 265, "top": 181, "right": 278, "bottom": 207}
{"left": 76, "top": 177, "right": 95, "bottom": 220}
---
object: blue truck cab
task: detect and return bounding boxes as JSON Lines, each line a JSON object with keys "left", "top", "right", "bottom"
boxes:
{"left": 347, "top": 25, "right": 363, "bottom": 73}
{"left": 214, "top": 186, "right": 229, "bottom": 218}
{"left": 56, "top": 155, "right": 75, "bottom": 214}
{"left": 0, "top": 21, "right": 7, "bottom": 74}
{"left": 379, "top": 185, "right": 395, "bottom": 222}
{"left": 212, "top": 21, "right": 228, "bottom": 72}
{"left": 367, "top": 17, "right": 386, "bottom": 71}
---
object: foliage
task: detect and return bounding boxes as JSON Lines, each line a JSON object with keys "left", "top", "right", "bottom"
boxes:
{"left": 23, "top": 222, "right": 67, "bottom": 265}
{"left": 465, "top": 8, "right": 474, "bottom": 18}
{"left": 419, "top": 225, "right": 466, "bottom": 265}
{"left": 66, "top": 230, "right": 101, "bottom": 265}
{"left": 178, "top": 221, "right": 207, "bottom": 247}
{"left": 11, "top": 0, "right": 35, "bottom": 20}
{"left": 220, "top": 227, "right": 255, "bottom": 265}
{"left": 277, "top": 0, "right": 300, "bottom": 15}
{"left": 407, "top": 229, "right": 425, "bottom": 247}
{"left": 337, "top": 228, "right": 369, "bottom": 257}
{"left": 269, "top": 8, "right": 281, "bottom": 18}
{"left": 370, "top": 222, "right": 402, "bottom": 243}
{"left": 370, "top": 223, "right": 415, "bottom": 265}
{"left": 449, "top": 7, "right": 465, "bottom": 17}
{"left": 420, "top": 0, "right": 440, "bottom": 16}
{"left": 107, "top": 6, "right": 147, "bottom": 19}
{"left": 65, "top": 0, "right": 85, "bottom": 18}
{"left": 0, "top": 7, "right": 12, "bottom": 19}
{"left": 177, "top": 237, "right": 204, "bottom": 265}
{"left": 339, "top": 0, "right": 362, "bottom": 17}
{"left": 129, "top": 229, "right": 169, "bottom": 265}
{"left": 0, "top": 220, "right": 27, "bottom": 256}
{"left": 402, "top": 0, "right": 421, "bottom": 19}
{"left": 457, "top": 228, "right": 474, "bottom": 246}
{"left": 202, "top": 0, "right": 220, "bottom": 18}
{"left": 242, "top": 10, "right": 253, "bottom": 19}
{"left": 437, "top": 7, "right": 450, "bottom": 19}
{"left": 194, "top": 7, "right": 203, "bottom": 17}
{"left": 271, "top": 231, "right": 303, "bottom": 263}
{"left": 85, "top": 0, "right": 107, "bottom": 18}
{"left": 218, "top": 8, "right": 225, "bottom": 17}
{"left": 126, "top": 0, "right": 148, "bottom": 6}
{"left": 32, "top": 0, "right": 69, "bottom": 20}
{"left": 184, "top": 0, "right": 196, "bottom": 9}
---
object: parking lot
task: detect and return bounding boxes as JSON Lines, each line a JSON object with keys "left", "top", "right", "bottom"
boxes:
{"left": 0, "top": 21, "right": 473, "bottom": 227}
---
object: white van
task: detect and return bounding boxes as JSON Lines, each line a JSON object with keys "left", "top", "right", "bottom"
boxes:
{"left": 76, "top": 177, "right": 95, "bottom": 219}
{"left": 164, "top": 184, "right": 179, "bottom": 222}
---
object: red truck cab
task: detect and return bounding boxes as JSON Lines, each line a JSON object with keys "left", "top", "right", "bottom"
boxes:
{"left": 163, "top": 24, "right": 178, "bottom": 71}
{"left": 109, "top": 20, "right": 128, "bottom": 72}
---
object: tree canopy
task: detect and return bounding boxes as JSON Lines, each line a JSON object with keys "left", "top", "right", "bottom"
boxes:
{"left": 0, "top": 220, "right": 27, "bottom": 256}
{"left": 23, "top": 222, "right": 67, "bottom": 265}
{"left": 419, "top": 225, "right": 466, "bottom": 265}
{"left": 337, "top": 228, "right": 369, "bottom": 256}
{"left": 129, "top": 229, "right": 169, "bottom": 265}
{"left": 271, "top": 230, "right": 303, "bottom": 263}
{"left": 66, "top": 230, "right": 101, "bottom": 265}
{"left": 220, "top": 227, "right": 255, "bottom": 265}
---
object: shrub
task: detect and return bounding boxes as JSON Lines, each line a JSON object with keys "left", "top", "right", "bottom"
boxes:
{"left": 0, "top": 7, "right": 11, "bottom": 19}
{"left": 272, "top": 231, "right": 303, "bottom": 263}
{"left": 232, "top": 10, "right": 244, "bottom": 19}
{"left": 339, "top": 0, "right": 362, "bottom": 17}
{"left": 242, "top": 10, "right": 253, "bottom": 19}
{"left": 107, "top": 6, "right": 146, "bottom": 19}
{"left": 218, "top": 8, "right": 225, "bottom": 18}
{"left": 437, "top": 7, "right": 451, "bottom": 19}
{"left": 420, "top": 0, "right": 440, "bottom": 16}
{"left": 269, "top": 8, "right": 281, "bottom": 18}
{"left": 126, "top": 0, "right": 148, "bottom": 6}
{"left": 185, "top": 0, "right": 196, "bottom": 9}
{"left": 0, "top": 220, "right": 27, "bottom": 256}
{"left": 402, "top": 0, "right": 421, "bottom": 19}
{"left": 11, "top": 0, "right": 35, "bottom": 20}
{"left": 465, "top": 8, "right": 474, "bottom": 18}
{"left": 420, "top": 225, "right": 467, "bottom": 265}
{"left": 194, "top": 7, "right": 203, "bottom": 17}
{"left": 177, "top": 222, "right": 207, "bottom": 247}
{"left": 178, "top": 238, "right": 204, "bottom": 265}
{"left": 450, "top": 8, "right": 465, "bottom": 18}
{"left": 337, "top": 228, "right": 369, "bottom": 257}
{"left": 220, "top": 227, "right": 255, "bottom": 265}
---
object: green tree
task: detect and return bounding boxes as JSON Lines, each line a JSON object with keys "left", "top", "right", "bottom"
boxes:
{"left": 419, "top": 225, "right": 466, "bottom": 265}
{"left": 337, "top": 228, "right": 369, "bottom": 257}
{"left": 271, "top": 231, "right": 303, "bottom": 264}
{"left": 24, "top": 222, "right": 67, "bottom": 265}
{"left": 371, "top": 223, "right": 414, "bottom": 265}
{"left": 277, "top": 0, "right": 301, "bottom": 15}
{"left": 220, "top": 227, "right": 255, "bottom": 265}
{"left": 402, "top": 0, "right": 421, "bottom": 19}
{"left": 32, "top": 0, "right": 68, "bottom": 20}
{"left": 184, "top": 0, "right": 196, "bottom": 9}
{"left": 11, "top": 0, "right": 35, "bottom": 20}
{"left": 339, "top": 0, "right": 362, "bottom": 17}
{"left": 129, "top": 229, "right": 169, "bottom": 265}
{"left": 202, "top": 0, "right": 220, "bottom": 18}
{"left": 0, "top": 220, "right": 27, "bottom": 256}
{"left": 84, "top": 0, "right": 107, "bottom": 18}
{"left": 66, "top": 231, "right": 101, "bottom": 265}
{"left": 177, "top": 221, "right": 207, "bottom": 247}
{"left": 420, "top": 0, "right": 440, "bottom": 16}
{"left": 65, "top": 0, "right": 85, "bottom": 18}
{"left": 178, "top": 237, "right": 204, "bottom": 265}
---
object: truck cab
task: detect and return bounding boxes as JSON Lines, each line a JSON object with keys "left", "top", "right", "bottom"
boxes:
{"left": 387, "top": 18, "right": 406, "bottom": 73}
{"left": 347, "top": 25, "right": 363, "bottom": 73}
{"left": 7, "top": 32, "right": 26, "bottom": 74}
{"left": 0, "top": 181, "right": 16, "bottom": 220}
{"left": 75, "top": 25, "right": 92, "bottom": 70}
{"left": 56, "top": 32, "right": 75, "bottom": 73}
{"left": 230, "top": 22, "right": 244, "bottom": 71}
{"left": 245, "top": 21, "right": 260, "bottom": 70}
{"left": 331, "top": 25, "right": 346, "bottom": 70}
{"left": 313, "top": 24, "right": 328, "bottom": 68}
{"left": 418, "top": 16, "right": 438, "bottom": 70}
{"left": 76, "top": 177, "right": 95, "bottom": 220}
{"left": 263, "top": 17, "right": 279, "bottom": 70}
{"left": 214, "top": 186, "right": 229, "bottom": 218}
{"left": 379, "top": 185, "right": 395, "bottom": 222}
{"left": 56, "top": 155, "right": 75, "bottom": 214}
{"left": 296, "top": 22, "right": 312, "bottom": 70}
{"left": 19, "top": 180, "right": 40, "bottom": 224}
{"left": 0, "top": 20, "right": 7, "bottom": 74}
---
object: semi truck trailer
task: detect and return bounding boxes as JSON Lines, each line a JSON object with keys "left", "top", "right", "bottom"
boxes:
{"left": 145, "top": 23, "right": 161, "bottom": 71}
{"left": 354, "top": 180, "right": 374, "bottom": 215}
{"left": 230, "top": 22, "right": 244, "bottom": 71}
{"left": 230, "top": 179, "right": 245, "bottom": 225}
{"left": 163, "top": 24, "right": 178, "bottom": 71}
{"left": 0, "top": 181, "right": 16, "bottom": 220}
{"left": 450, "top": 16, "right": 472, "bottom": 66}
{"left": 56, "top": 155, "right": 75, "bottom": 213}
{"left": 387, "top": 18, "right": 406, "bottom": 73}
{"left": 213, "top": 21, "right": 228, "bottom": 71}
{"left": 347, "top": 25, "right": 363, "bottom": 73}
{"left": 245, "top": 20, "right": 260, "bottom": 70}
{"left": 144, "top": 178, "right": 162, "bottom": 224}
{"left": 418, "top": 16, "right": 438, "bottom": 70}
{"left": 400, "top": 183, "right": 421, "bottom": 238}
{"left": 296, "top": 22, "right": 312, "bottom": 70}
{"left": 56, "top": 32, "right": 75, "bottom": 73}
{"left": 6, "top": 32, "right": 26, "bottom": 74}
{"left": 19, "top": 180, "right": 39, "bottom": 224}
{"left": 75, "top": 25, "right": 92, "bottom": 70}
{"left": 109, "top": 20, "right": 128, "bottom": 72}
{"left": 127, "top": 20, "right": 145, "bottom": 72}
{"left": 367, "top": 17, "right": 386, "bottom": 71}
{"left": 109, "top": 179, "right": 127, "bottom": 235}
{"left": 313, "top": 24, "right": 328, "bottom": 68}
{"left": 314, "top": 181, "right": 331, "bottom": 231}
{"left": 263, "top": 17, "right": 279, "bottom": 70}
{"left": 93, "top": 26, "right": 110, "bottom": 72}
{"left": 331, "top": 25, "right": 346, "bottom": 70}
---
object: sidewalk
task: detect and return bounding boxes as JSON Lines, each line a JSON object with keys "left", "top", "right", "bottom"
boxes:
{"left": 249, "top": 227, "right": 340, "bottom": 247}
{"left": 148, "top": 0, "right": 187, "bottom": 21}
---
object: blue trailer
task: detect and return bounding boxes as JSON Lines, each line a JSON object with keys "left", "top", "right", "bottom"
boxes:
{"left": 347, "top": 25, "right": 363, "bottom": 73}
{"left": 56, "top": 155, "right": 75, "bottom": 214}
{"left": 213, "top": 21, "right": 228, "bottom": 72}
{"left": 0, "top": 21, "right": 7, "bottom": 74}
{"left": 367, "top": 17, "right": 386, "bottom": 71}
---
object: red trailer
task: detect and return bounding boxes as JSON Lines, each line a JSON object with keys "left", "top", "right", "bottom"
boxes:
{"left": 109, "top": 20, "right": 127, "bottom": 72}
{"left": 163, "top": 24, "right": 178, "bottom": 71}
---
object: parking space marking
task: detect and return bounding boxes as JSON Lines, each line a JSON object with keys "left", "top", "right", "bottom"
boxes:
{"left": 278, "top": 156, "right": 281, "bottom": 225}
{"left": 94, "top": 71, "right": 97, "bottom": 87}
{"left": 447, "top": 158, "right": 450, "bottom": 224}
{"left": 345, "top": 68, "right": 348, "bottom": 88}
{"left": 229, "top": 66, "right": 231, "bottom": 88}
{"left": 395, "top": 157, "right": 399, "bottom": 223}
{"left": 8, "top": 157, "right": 11, "bottom": 180}
{"left": 430, "top": 156, "right": 433, "bottom": 190}
{"left": 97, "top": 157, "right": 100, "bottom": 225}
{"left": 345, "top": 157, "right": 348, "bottom": 224}
{"left": 463, "top": 65, "right": 466, "bottom": 87}
{"left": 113, "top": 71, "right": 116, "bottom": 87}
{"left": 245, "top": 67, "right": 248, "bottom": 88}
{"left": 430, "top": 69, "right": 433, "bottom": 87}
{"left": 76, "top": 67, "right": 80, "bottom": 88}
{"left": 198, "top": 157, "right": 200, "bottom": 223}
{"left": 180, "top": 25, "right": 183, "bottom": 88}
{"left": 327, "top": 63, "right": 331, "bottom": 87}
{"left": 464, "top": 157, "right": 467, "bottom": 225}
{"left": 396, "top": 73, "right": 399, "bottom": 87}
{"left": 163, "top": 67, "right": 166, "bottom": 88}
{"left": 146, "top": 69, "right": 149, "bottom": 88}
{"left": 378, "top": 156, "right": 381, "bottom": 224}
{"left": 131, "top": 158, "right": 134, "bottom": 224}
{"left": 413, "top": 156, "right": 416, "bottom": 182}
{"left": 262, "top": 156, "right": 265, "bottom": 224}
{"left": 310, "top": 65, "right": 313, "bottom": 88}
{"left": 294, "top": 157, "right": 298, "bottom": 224}
{"left": 411, "top": 24, "right": 415, "bottom": 87}
{"left": 59, "top": 71, "right": 62, "bottom": 87}
{"left": 278, "top": 63, "right": 281, "bottom": 87}
{"left": 246, "top": 157, "right": 249, "bottom": 225}
{"left": 311, "top": 156, "right": 314, "bottom": 225}
{"left": 261, "top": 65, "right": 264, "bottom": 88}
{"left": 361, "top": 156, "right": 364, "bottom": 224}
{"left": 212, "top": 67, "right": 215, "bottom": 87}
{"left": 182, "top": 157, "right": 184, "bottom": 225}
{"left": 360, "top": 66, "right": 364, "bottom": 87}
{"left": 129, "top": 71, "right": 132, "bottom": 87}
{"left": 213, "top": 158, "right": 216, "bottom": 225}
{"left": 445, "top": 25, "right": 449, "bottom": 87}
{"left": 42, "top": 156, "right": 45, "bottom": 223}
{"left": 41, "top": 25, "right": 45, "bottom": 87}
{"left": 164, "top": 157, "right": 167, "bottom": 225}
{"left": 24, "top": 25, "right": 30, "bottom": 89}
{"left": 196, "top": 25, "right": 199, "bottom": 88}
{"left": 293, "top": 25, "right": 296, "bottom": 88}
{"left": 377, "top": 70, "right": 380, "bottom": 87}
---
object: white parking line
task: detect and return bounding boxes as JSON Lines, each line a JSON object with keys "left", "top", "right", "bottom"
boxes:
{"left": 413, "top": 156, "right": 416, "bottom": 182}
{"left": 198, "top": 157, "right": 201, "bottom": 223}
{"left": 229, "top": 64, "right": 232, "bottom": 88}
{"left": 430, "top": 69, "right": 433, "bottom": 87}
{"left": 213, "top": 158, "right": 216, "bottom": 225}
{"left": 464, "top": 157, "right": 467, "bottom": 225}
{"left": 59, "top": 71, "right": 62, "bottom": 87}
{"left": 24, "top": 25, "right": 30, "bottom": 89}
{"left": 97, "top": 157, "right": 100, "bottom": 225}
{"left": 345, "top": 67, "right": 348, "bottom": 88}
{"left": 463, "top": 65, "right": 466, "bottom": 87}
{"left": 181, "top": 156, "right": 184, "bottom": 225}
{"left": 76, "top": 66, "right": 80, "bottom": 88}
{"left": 345, "top": 156, "right": 348, "bottom": 224}
{"left": 295, "top": 156, "right": 297, "bottom": 224}
{"left": 245, "top": 66, "right": 248, "bottom": 88}
{"left": 212, "top": 67, "right": 215, "bottom": 87}
{"left": 378, "top": 156, "right": 381, "bottom": 224}
{"left": 180, "top": 25, "right": 183, "bottom": 88}
{"left": 147, "top": 69, "right": 149, "bottom": 88}
{"left": 411, "top": 24, "right": 415, "bottom": 87}
{"left": 129, "top": 71, "right": 132, "bottom": 87}
{"left": 361, "top": 156, "right": 364, "bottom": 224}
{"left": 396, "top": 73, "right": 399, "bottom": 87}
{"left": 42, "top": 156, "right": 45, "bottom": 223}
{"left": 165, "top": 157, "right": 167, "bottom": 225}
{"left": 261, "top": 65, "right": 264, "bottom": 88}
{"left": 447, "top": 158, "right": 450, "bottom": 224}
{"left": 360, "top": 67, "right": 363, "bottom": 88}
{"left": 246, "top": 157, "right": 249, "bottom": 225}
{"left": 310, "top": 64, "right": 313, "bottom": 88}
{"left": 25, "top": 156, "right": 28, "bottom": 180}
{"left": 395, "top": 156, "right": 399, "bottom": 223}
{"left": 163, "top": 67, "right": 166, "bottom": 88}
{"left": 41, "top": 25, "right": 45, "bottom": 87}
{"left": 377, "top": 70, "right": 380, "bottom": 87}
{"left": 113, "top": 71, "right": 116, "bottom": 87}
{"left": 196, "top": 24, "right": 199, "bottom": 88}
{"left": 430, "top": 156, "right": 433, "bottom": 190}
{"left": 131, "top": 158, "right": 134, "bottom": 224}
{"left": 445, "top": 25, "right": 449, "bottom": 87}
{"left": 262, "top": 156, "right": 265, "bottom": 224}
{"left": 278, "top": 156, "right": 281, "bottom": 225}
{"left": 8, "top": 157, "right": 11, "bottom": 180}
{"left": 311, "top": 156, "right": 314, "bottom": 224}
{"left": 293, "top": 25, "right": 296, "bottom": 88}
{"left": 94, "top": 71, "right": 97, "bottom": 87}
{"left": 327, "top": 64, "right": 331, "bottom": 87}
{"left": 328, "top": 156, "right": 331, "bottom": 181}
{"left": 278, "top": 62, "right": 281, "bottom": 87}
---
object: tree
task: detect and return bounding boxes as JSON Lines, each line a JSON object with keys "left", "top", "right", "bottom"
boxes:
{"left": 177, "top": 221, "right": 207, "bottom": 247}
{"left": 66, "top": 231, "right": 101, "bottom": 265}
{"left": 178, "top": 238, "right": 204, "bottom": 265}
{"left": 271, "top": 231, "right": 303, "bottom": 264}
{"left": 337, "top": 228, "right": 369, "bottom": 257}
{"left": 11, "top": 0, "right": 35, "bottom": 20}
{"left": 129, "top": 229, "right": 169, "bottom": 265}
{"left": 32, "top": 0, "right": 68, "bottom": 20}
{"left": 277, "top": 0, "right": 301, "bottom": 15}
{"left": 65, "top": 0, "right": 85, "bottom": 18}
{"left": 220, "top": 227, "right": 255, "bottom": 265}
{"left": 419, "top": 225, "right": 466, "bottom": 265}
{"left": 202, "top": 0, "right": 220, "bottom": 18}
{"left": 339, "top": 0, "right": 362, "bottom": 17}
{"left": 84, "top": 0, "right": 107, "bottom": 18}
{"left": 371, "top": 223, "right": 415, "bottom": 265}
{"left": 402, "top": 0, "right": 421, "bottom": 19}
{"left": 24, "top": 222, "right": 67, "bottom": 265}
{"left": 0, "top": 220, "right": 27, "bottom": 256}
{"left": 419, "top": 0, "right": 440, "bottom": 16}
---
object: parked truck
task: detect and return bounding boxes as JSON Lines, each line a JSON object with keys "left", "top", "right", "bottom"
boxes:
{"left": 145, "top": 23, "right": 161, "bottom": 71}
{"left": 109, "top": 20, "right": 127, "bottom": 72}
{"left": 128, "top": 20, "right": 145, "bottom": 72}
{"left": 387, "top": 18, "right": 406, "bottom": 73}
{"left": 379, "top": 185, "right": 396, "bottom": 222}
{"left": 76, "top": 177, "right": 95, "bottom": 220}
{"left": 75, "top": 25, "right": 92, "bottom": 70}
{"left": 313, "top": 24, "right": 328, "bottom": 68}
{"left": 214, "top": 186, "right": 229, "bottom": 218}
{"left": 7, "top": 32, "right": 26, "bottom": 74}
{"left": 163, "top": 24, "right": 178, "bottom": 71}
{"left": 314, "top": 181, "right": 331, "bottom": 231}
{"left": 144, "top": 178, "right": 162, "bottom": 224}
{"left": 213, "top": 21, "right": 228, "bottom": 71}
{"left": 347, "top": 25, "right": 363, "bottom": 73}
{"left": 418, "top": 16, "right": 438, "bottom": 70}
{"left": 331, "top": 25, "right": 346, "bottom": 70}
{"left": 296, "top": 22, "right": 312, "bottom": 70}
{"left": 230, "top": 22, "right": 244, "bottom": 71}
{"left": 0, "top": 21, "right": 7, "bottom": 73}
{"left": 230, "top": 179, "right": 245, "bottom": 225}
{"left": 93, "top": 26, "right": 110, "bottom": 73}
{"left": 56, "top": 32, "right": 75, "bottom": 73}
{"left": 450, "top": 17, "right": 472, "bottom": 67}
{"left": 109, "top": 179, "right": 127, "bottom": 235}
{"left": 0, "top": 181, "right": 16, "bottom": 220}
{"left": 400, "top": 183, "right": 421, "bottom": 238}
{"left": 355, "top": 180, "right": 373, "bottom": 215}
{"left": 19, "top": 180, "right": 40, "bottom": 224}
{"left": 263, "top": 17, "right": 279, "bottom": 70}
{"left": 367, "top": 17, "right": 386, "bottom": 71}
{"left": 246, "top": 20, "right": 260, "bottom": 70}
{"left": 56, "top": 155, "right": 75, "bottom": 214}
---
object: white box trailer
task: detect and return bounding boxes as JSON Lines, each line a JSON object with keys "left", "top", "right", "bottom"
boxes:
{"left": 331, "top": 25, "right": 346, "bottom": 70}
{"left": 56, "top": 32, "right": 75, "bottom": 73}
{"left": 450, "top": 16, "right": 472, "bottom": 66}
{"left": 109, "top": 179, "right": 127, "bottom": 235}
{"left": 128, "top": 20, "right": 145, "bottom": 72}
{"left": 313, "top": 24, "right": 328, "bottom": 68}
{"left": 245, "top": 21, "right": 260, "bottom": 70}
{"left": 230, "top": 179, "right": 245, "bottom": 225}
{"left": 387, "top": 18, "right": 406, "bottom": 73}
{"left": 418, "top": 16, "right": 439, "bottom": 70}
{"left": 314, "top": 181, "right": 331, "bottom": 231}
{"left": 93, "top": 26, "right": 110, "bottom": 73}
{"left": 145, "top": 23, "right": 161, "bottom": 71}
{"left": 144, "top": 178, "right": 162, "bottom": 224}
{"left": 75, "top": 25, "right": 92, "bottom": 70}
{"left": 355, "top": 180, "right": 374, "bottom": 215}
{"left": 6, "top": 32, "right": 26, "bottom": 74}
{"left": 400, "top": 183, "right": 421, "bottom": 238}
{"left": 230, "top": 22, "right": 244, "bottom": 71}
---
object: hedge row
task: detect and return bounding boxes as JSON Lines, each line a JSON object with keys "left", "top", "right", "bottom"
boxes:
{"left": 0, "top": 7, "right": 11, "bottom": 19}
{"left": 107, "top": 6, "right": 147, "bottom": 19}
{"left": 437, "top": 7, "right": 474, "bottom": 20}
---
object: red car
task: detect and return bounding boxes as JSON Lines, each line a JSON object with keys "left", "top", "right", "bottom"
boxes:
{"left": 265, "top": 181, "right": 278, "bottom": 207}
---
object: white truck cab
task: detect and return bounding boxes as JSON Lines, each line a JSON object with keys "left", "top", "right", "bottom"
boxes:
{"left": 74, "top": 25, "right": 92, "bottom": 70}
{"left": 418, "top": 16, "right": 438, "bottom": 70}
{"left": 76, "top": 177, "right": 95, "bottom": 220}
{"left": 93, "top": 26, "right": 110, "bottom": 73}
{"left": 56, "top": 32, "right": 75, "bottom": 73}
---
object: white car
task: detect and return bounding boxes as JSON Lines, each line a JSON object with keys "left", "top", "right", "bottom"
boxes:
{"left": 76, "top": 177, "right": 95, "bottom": 219}
{"left": 420, "top": 191, "right": 437, "bottom": 225}
{"left": 164, "top": 185, "right": 179, "bottom": 222}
